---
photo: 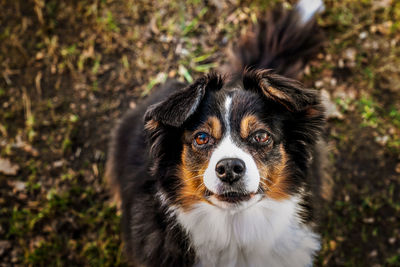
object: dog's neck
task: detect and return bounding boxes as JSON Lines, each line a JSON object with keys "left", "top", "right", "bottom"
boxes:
{"left": 173, "top": 196, "right": 320, "bottom": 267}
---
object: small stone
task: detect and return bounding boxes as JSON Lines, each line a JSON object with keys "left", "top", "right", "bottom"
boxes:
{"left": 11, "top": 249, "right": 19, "bottom": 263}
{"left": 168, "top": 70, "right": 176, "bottom": 77}
{"left": 315, "top": 80, "right": 324, "bottom": 88}
{"left": 338, "top": 59, "right": 344, "bottom": 68}
{"left": 303, "top": 65, "right": 311, "bottom": 76}
{"left": 94, "top": 150, "right": 103, "bottom": 161}
{"left": 375, "top": 135, "right": 389, "bottom": 145}
{"left": 363, "top": 217, "right": 375, "bottom": 224}
{"left": 336, "top": 236, "right": 345, "bottom": 242}
{"left": 371, "top": 41, "right": 379, "bottom": 50}
{"left": 369, "top": 250, "right": 378, "bottom": 257}
{"left": 0, "top": 240, "right": 11, "bottom": 256}
{"left": 0, "top": 158, "right": 19, "bottom": 176}
{"left": 75, "top": 147, "right": 82, "bottom": 158}
{"left": 359, "top": 31, "right": 368, "bottom": 39}
{"left": 14, "top": 181, "right": 26, "bottom": 192}
{"left": 372, "top": 0, "right": 392, "bottom": 9}
{"left": 129, "top": 101, "right": 137, "bottom": 109}
{"left": 92, "top": 164, "right": 99, "bottom": 177}
{"left": 53, "top": 160, "right": 64, "bottom": 168}
{"left": 35, "top": 51, "right": 44, "bottom": 60}
{"left": 344, "top": 48, "right": 356, "bottom": 61}
{"left": 395, "top": 163, "right": 400, "bottom": 174}
{"left": 325, "top": 54, "right": 332, "bottom": 61}
{"left": 320, "top": 89, "right": 343, "bottom": 120}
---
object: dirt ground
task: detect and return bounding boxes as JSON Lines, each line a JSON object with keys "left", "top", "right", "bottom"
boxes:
{"left": 0, "top": 0, "right": 399, "bottom": 266}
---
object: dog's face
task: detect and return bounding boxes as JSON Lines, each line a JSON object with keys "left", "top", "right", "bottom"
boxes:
{"left": 181, "top": 89, "right": 290, "bottom": 208}
{"left": 145, "top": 70, "right": 324, "bottom": 210}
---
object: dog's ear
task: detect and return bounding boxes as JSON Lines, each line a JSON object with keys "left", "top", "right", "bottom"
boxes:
{"left": 144, "top": 80, "right": 205, "bottom": 128}
{"left": 144, "top": 74, "right": 223, "bottom": 128}
{"left": 243, "top": 69, "right": 323, "bottom": 116}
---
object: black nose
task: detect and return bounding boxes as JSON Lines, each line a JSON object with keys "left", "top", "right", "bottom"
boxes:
{"left": 215, "top": 158, "right": 246, "bottom": 184}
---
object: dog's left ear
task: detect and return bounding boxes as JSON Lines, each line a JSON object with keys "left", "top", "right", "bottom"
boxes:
{"left": 144, "top": 73, "right": 224, "bottom": 128}
{"left": 243, "top": 69, "right": 323, "bottom": 116}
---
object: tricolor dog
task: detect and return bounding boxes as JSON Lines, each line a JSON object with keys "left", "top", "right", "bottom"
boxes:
{"left": 106, "top": 0, "right": 330, "bottom": 266}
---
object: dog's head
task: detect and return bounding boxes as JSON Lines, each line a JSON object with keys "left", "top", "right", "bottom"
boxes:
{"left": 144, "top": 70, "right": 324, "bottom": 210}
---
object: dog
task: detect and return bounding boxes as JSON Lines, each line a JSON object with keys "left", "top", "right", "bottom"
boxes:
{"left": 106, "top": 0, "right": 329, "bottom": 266}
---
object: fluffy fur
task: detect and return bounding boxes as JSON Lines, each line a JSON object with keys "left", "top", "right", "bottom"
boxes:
{"left": 106, "top": 1, "right": 328, "bottom": 266}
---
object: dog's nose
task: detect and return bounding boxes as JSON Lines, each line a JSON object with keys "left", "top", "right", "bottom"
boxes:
{"left": 215, "top": 158, "right": 246, "bottom": 184}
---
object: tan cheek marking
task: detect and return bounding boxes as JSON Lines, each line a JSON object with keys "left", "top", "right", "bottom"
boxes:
{"left": 258, "top": 144, "right": 290, "bottom": 200}
{"left": 175, "top": 116, "right": 221, "bottom": 210}
{"left": 176, "top": 145, "right": 212, "bottom": 210}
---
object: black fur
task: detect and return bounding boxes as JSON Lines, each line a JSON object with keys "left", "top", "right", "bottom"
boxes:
{"left": 144, "top": 74, "right": 224, "bottom": 128}
{"left": 106, "top": 4, "right": 325, "bottom": 266}
{"left": 230, "top": 6, "right": 324, "bottom": 78}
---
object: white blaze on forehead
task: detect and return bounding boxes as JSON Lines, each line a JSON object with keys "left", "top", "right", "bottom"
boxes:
{"left": 203, "top": 96, "right": 260, "bottom": 196}
{"left": 223, "top": 96, "right": 232, "bottom": 130}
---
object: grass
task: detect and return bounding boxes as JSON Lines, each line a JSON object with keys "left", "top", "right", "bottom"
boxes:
{"left": 0, "top": 0, "right": 399, "bottom": 266}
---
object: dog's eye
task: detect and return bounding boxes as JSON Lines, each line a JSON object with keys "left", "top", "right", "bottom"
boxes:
{"left": 252, "top": 131, "right": 271, "bottom": 144}
{"left": 194, "top": 132, "right": 210, "bottom": 146}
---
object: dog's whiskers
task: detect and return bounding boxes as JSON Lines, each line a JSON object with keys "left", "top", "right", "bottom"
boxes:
{"left": 184, "top": 174, "right": 204, "bottom": 182}
{"left": 260, "top": 176, "right": 273, "bottom": 184}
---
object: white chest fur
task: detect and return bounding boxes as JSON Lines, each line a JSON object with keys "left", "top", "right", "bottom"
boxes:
{"left": 174, "top": 197, "right": 320, "bottom": 267}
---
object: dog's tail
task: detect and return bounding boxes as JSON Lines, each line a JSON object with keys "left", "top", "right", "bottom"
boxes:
{"left": 226, "top": 0, "right": 324, "bottom": 79}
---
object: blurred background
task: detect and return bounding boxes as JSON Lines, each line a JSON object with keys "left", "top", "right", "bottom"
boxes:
{"left": 0, "top": 0, "right": 399, "bottom": 266}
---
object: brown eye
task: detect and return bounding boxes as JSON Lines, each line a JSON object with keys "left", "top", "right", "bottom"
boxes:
{"left": 194, "top": 132, "right": 210, "bottom": 146}
{"left": 253, "top": 131, "right": 271, "bottom": 144}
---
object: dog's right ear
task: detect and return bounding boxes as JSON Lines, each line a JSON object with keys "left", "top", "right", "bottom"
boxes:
{"left": 144, "top": 74, "right": 223, "bottom": 128}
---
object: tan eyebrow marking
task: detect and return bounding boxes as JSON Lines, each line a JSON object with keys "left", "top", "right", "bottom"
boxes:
{"left": 240, "top": 115, "right": 268, "bottom": 139}
{"left": 198, "top": 116, "right": 222, "bottom": 139}
{"left": 178, "top": 145, "right": 210, "bottom": 210}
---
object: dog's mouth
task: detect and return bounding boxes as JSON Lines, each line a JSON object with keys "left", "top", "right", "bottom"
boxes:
{"left": 205, "top": 189, "right": 260, "bottom": 209}
{"left": 204, "top": 188, "right": 259, "bottom": 206}
{"left": 214, "top": 191, "right": 254, "bottom": 203}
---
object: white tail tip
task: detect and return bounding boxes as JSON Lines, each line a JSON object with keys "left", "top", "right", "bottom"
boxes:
{"left": 296, "top": 0, "right": 325, "bottom": 24}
